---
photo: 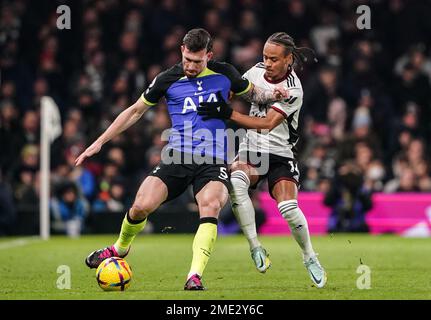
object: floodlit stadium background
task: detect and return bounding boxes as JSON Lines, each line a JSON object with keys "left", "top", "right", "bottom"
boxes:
{"left": 1, "top": 0, "right": 431, "bottom": 238}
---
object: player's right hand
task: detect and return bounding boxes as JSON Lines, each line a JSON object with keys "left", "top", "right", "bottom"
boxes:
{"left": 273, "top": 87, "right": 289, "bottom": 100}
{"left": 75, "top": 142, "right": 102, "bottom": 166}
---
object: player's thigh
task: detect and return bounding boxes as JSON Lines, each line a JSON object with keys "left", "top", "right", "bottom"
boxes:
{"left": 230, "top": 161, "right": 260, "bottom": 187}
{"left": 195, "top": 181, "right": 229, "bottom": 218}
{"left": 149, "top": 162, "right": 194, "bottom": 202}
{"left": 132, "top": 176, "right": 168, "bottom": 215}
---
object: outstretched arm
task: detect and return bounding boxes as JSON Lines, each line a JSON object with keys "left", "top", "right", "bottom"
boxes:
{"left": 198, "top": 92, "right": 285, "bottom": 131}
{"left": 75, "top": 98, "right": 151, "bottom": 166}
{"left": 240, "top": 83, "right": 288, "bottom": 104}
{"left": 230, "top": 108, "right": 285, "bottom": 131}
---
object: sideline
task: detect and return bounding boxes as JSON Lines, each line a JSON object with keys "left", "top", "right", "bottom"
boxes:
{"left": 0, "top": 237, "right": 42, "bottom": 250}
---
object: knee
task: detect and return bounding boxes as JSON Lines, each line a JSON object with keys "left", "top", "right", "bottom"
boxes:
{"left": 129, "top": 205, "right": 150, "bottom": 220}
{"left": 199, "top": 197, "right": 223, "bottom": 214}
{"left": 230, "top": 162, "right": 251, "bottom": 175}
{"left": 230, "top": 170, "right": 250, "bottom": 195}
{"left": 131, "top": 197, "right": 158, "bottom": 219}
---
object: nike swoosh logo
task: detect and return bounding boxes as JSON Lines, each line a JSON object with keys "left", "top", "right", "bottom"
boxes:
{"left": 310, "top": 270, "right": 322, "bottom": 284}
{"left": 258, "top": 255, "right": 264, "bottom": 268}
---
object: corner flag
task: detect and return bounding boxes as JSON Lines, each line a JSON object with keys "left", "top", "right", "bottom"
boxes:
{"left": 40, "top": 96, "right": 62, "bottom": 240}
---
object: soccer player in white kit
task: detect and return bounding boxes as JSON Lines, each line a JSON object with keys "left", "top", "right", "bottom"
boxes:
{"left": 198, "top": 32, "right": 327, "bottom": 288}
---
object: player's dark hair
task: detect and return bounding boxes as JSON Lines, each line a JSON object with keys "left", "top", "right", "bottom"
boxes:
{"left": 182, "top": 28, "right": 213, "bottom": 52}
{"left": 267, "top": 32, "right": 317, "bottom": 70}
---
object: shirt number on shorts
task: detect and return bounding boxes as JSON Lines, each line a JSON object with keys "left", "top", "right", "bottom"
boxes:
{"left": 288, "top": 161, "right": 299, "bottom": 174}
{"left": 218, "top": 167, "right": 228, "bottom": 180}
{"left": 152, "top": 166, "right": 161, "bottom": 174}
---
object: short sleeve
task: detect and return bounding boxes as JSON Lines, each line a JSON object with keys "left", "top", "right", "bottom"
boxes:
{"left": 242, "top": 69, "right": 250, "bottom": 81}
{"left": 141, "top": 74, "right": 166, "bottom": 106}
{"left": 141, "top": 64, "right": 184, "bottom": 106}
{"left": 208, "top": 61, "right": 252, "bottom": 96}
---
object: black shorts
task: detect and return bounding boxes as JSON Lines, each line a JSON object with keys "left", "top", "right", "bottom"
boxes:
{"left": 149, "top": 158, "right": 231, "bottom": 203}
{"left": 236, "top": 151, "right": 300, "bottom": 199}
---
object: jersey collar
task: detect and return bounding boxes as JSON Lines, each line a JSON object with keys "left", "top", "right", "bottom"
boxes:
{"left": 264, "top": 68, "right": 292, "bottom": 84}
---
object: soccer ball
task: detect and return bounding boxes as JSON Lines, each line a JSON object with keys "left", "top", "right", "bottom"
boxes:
{"left": 96, "top": 257, "right": 132, "bottom": 291}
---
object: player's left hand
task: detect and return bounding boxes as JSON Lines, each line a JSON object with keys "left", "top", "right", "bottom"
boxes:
{"left": 198, "top": 91, "right": 233, "bottom": 120}
{"left": 273, "top": 87, "right": 289, "bottom": 100}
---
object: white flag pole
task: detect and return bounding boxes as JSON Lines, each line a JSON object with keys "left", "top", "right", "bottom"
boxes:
{"left": 40, "top": 97, "right": 50, "bottom": 240}
{"left": 39, "top": 96, "right": 62, "bottom": 240}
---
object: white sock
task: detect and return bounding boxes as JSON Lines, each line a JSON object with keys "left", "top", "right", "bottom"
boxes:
{"left": 230, "top": 170, "right": 261, "bottom": 250}
{"left": 278, "top": 200, "right": 315, "bottom": 261}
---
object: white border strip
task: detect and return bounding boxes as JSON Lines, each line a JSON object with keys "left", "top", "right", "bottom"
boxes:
{"left": 0, "top": 237, "right": 41, "bottom": 250}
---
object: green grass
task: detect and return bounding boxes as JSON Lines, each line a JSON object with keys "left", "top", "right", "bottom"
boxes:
{"left": 1, "top": 234, "right": 430, "bottom": 300}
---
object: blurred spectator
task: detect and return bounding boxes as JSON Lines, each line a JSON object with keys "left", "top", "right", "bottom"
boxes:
{"left": 16, "top": 110, "right": 40, "bottom": 148}
{"left": 92, "top": 178, "right": 129, "bottom": 213}
{"left": 301, "top": 142, "right": 336, "bottom": 192}
{"left": 232, "top": 38, "right": 263, "bottom": 72}
{"left": 212, "top": 37, "right": 228, "bottom": 61}
{"left": 384, "top": 165, "right": 414, "bottom": 193}
{"left": 50, "top": 181, "right": 88, "bottom": 237}
{"left": 11, "top": 144, "right": 40, "bottom": 211}
{"left": 303, "top": 65, "right": 340, "bottom": 124}
{"left": 85, "top": 51, "right": 105, "bottom": 101}
{"left": 364, "top": 160, "right": 386, "bottom": 192}
{"left": 327, "top": 97, "right": 347, "bottom": 141}
{"left": 392, "top": 62, "right": 431, "bottom": 117}
{"left": 0, "top": 100, "right": 20, "bottom": 171}
{"left": 0, "top": 170, "right": 16, "bottom": 235}
{"left": 64, "top": 144, "right": 97, "bottom": 200}
{"left": 394, "top": 44, "right": 431, "bottom": 84}
{"left": 310, "top": 9, "right": 340, "bottom": 57}
{"left": 336, "top": 97, "right": 382, "bottom": 166}
{"left": 32, "top": 77, "right": 50, "bottom": 107}
{"left": 388, "top": 102, "right": 425, "bottom": 161}
{"left": 203, "top": 9, "right": 222, "bottom": 36}
{"left": 324, "top": 161, "right": 372, "bottom": 233}
{"left": 384, "top": 138, "right": 430, "bottom": 192}
{"left": 1, "top": 81, "right": 16, "bottom": 104}
{"left": 406, "top": 138, "right": 426, "bottom": 167}
{"left": 146, "top": 64, "right": 163, "bottom": 84}
{"left": 276, "top": 0, "right": 315, "bottom": 43}
{"left": 97, "top": 159, "right": 124, "bottom": 196}
{"left": 394, "top": 168, "right": 419, "bottom": 192}
{"left": 413, "top": 160, "right": 431, "bottom": 192}
{"left": 237, "top": 10, "right": 262, "bottom": 40}
{"left": 106, "top": 147, "right": 126, "bottom": 170}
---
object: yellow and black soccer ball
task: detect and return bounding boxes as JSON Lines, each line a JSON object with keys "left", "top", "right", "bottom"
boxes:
{"left": 96, "top": 257, "right": 132, "bottom": 291}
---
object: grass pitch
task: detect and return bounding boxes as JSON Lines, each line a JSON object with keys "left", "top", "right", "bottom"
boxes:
{"left": 1, "top": 234, "right": 430, "bottom": 300}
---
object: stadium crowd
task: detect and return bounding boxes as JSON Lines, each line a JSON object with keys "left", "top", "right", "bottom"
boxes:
{"left": 0, "top": 0, "right": 430, "bottom": 235}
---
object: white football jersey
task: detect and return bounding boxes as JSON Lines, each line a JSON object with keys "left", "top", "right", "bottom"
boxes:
{"left": 238, "top": 62, "right": 303, "bottom": 159}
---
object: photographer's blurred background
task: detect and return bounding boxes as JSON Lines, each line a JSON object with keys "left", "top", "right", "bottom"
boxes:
{"left": 1, "top": 0, "right": 430, "bottom": 236}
